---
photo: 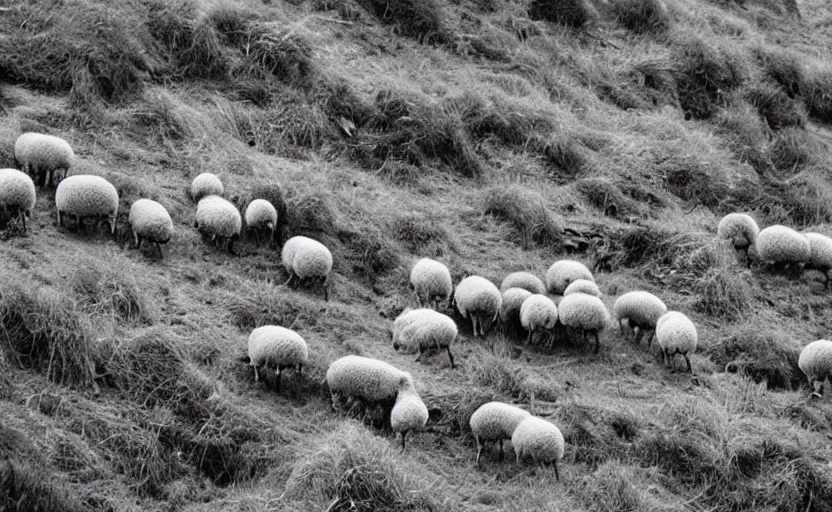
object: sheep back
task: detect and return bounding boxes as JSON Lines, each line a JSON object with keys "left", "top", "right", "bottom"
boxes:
{"left": 195, "top": 195, "right": 242, "bottom": 239}
{"left": 756, "top": 225, "right": 811, "bottom": 264}
{"left": 245, "top": 199, "right": 278, "bottom": 230}
{"left": 798, "top": 340, "right": 832, "bottom": 381}
{"left": 520, "top": 294, "right": 558, "bottom": 331}
{"left": 558, "top": 292, "right": 609, "bottom": 331}
{"left": 281, "top": 236, "right": 333, "bottom": 279}
{"left": 717, "top": 213, "right": 759, "bottom": 249}
{"left": 469, "top": 401, "right": 531, "bottom": 442}
{"left": 390, "top": 385, "right": 429, "bottom": 435}
{"left": 804, "top": 233, "right": 832, "bottom": 271}
{"left": 129, "top": 199, "right": 173, "bottom": 243}
{"left": 563, "top": 279, "right": 601, "bottom": 297}
{"left": 326, "top": 355, "right": 409, "bottom": 403}
{"left": 501, "top": 288, "right": 533, "bottom": 323}
{"left": 500, "top": 272, "right": 546, "bottom": 295}
{"left": 248, "top": 325, "right": 309, "bottom": 370}
{"left": 656, "top": 311, "right": 697, "bottom": 355}
{"left": 410, "top": 258, "right": 452, "bottom": 304}
{"left": 546, "top": 260, "right": 594, "bottom": 295}
{"left": 14, "top": 132, "right": 74, "bottom": 173}
{"left": 55, "top": 175, "right": 118, "bottom": 218}
{"left": 190, "top": 173, "right": 224, "bottom": 202}
{"left": 393, "top": 308, "right": 457, "bottom": 352}
{"left": 512, "top": 416, "right": 565, "bottom": 464}
{"left": 613, "top": 291, "right": 667, "bottom": 329}
{"left": 0, "top": 168, "right": 36, "bottom": 212}
{"left": 454, "top": 276, "right": 502, "bottom": 320}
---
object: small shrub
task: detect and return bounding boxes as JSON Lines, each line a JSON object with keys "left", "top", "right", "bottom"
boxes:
{"left": 391, "top": 213, "right": 453, "bottom": 256}
{"left": 483, "top": 184, "right": 562, "bottom": 249}
{"left": 672, "top": 36, "right": 747, "bottom": 119}
{"left": 753, "top": 46, "right": 804, "bottom": 98}
{"left": 803, "top": 65, "right": 832, "bottom": 123}
{"left": 769, "top": 127, "right": 816, "bottom": 173}
{"left": 528, "top": 0, "right": 599, "bottom": 28}
{"left": 745, "top": 83, "right": 805, "bottom": 130}
{"left": 612, "top": 0, "right": 672, "bottom": 34}
{"left": 355, "top": 0, "right": 448, "bottom": 43}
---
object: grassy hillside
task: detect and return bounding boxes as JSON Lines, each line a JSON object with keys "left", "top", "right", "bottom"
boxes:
{"left": 2, "top": 0, "right": 832, "bottom": 510}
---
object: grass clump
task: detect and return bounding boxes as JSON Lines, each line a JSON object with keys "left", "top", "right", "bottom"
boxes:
{"left": 753, "top": 46, "right": 804, "bottom": 98}
{"left": 72, "top": 262, "right": 153, "bottom": 325}
{"left": 284, "top": 190, "right": 339, "bottom": 239}
{"left": 0, "top": 459, "right": 87, "bottom": 512}
{"left": 528, "top": 0, "right": 599, "bottom": 28}
{"left": 768, "top": 127, "right": 816, "bottom": 173}
{"left": 803, "top": 65, "right": 832, "bottom": 123}
{"left": 531, "top": 135, "right": 589, "bottom": 182}
{"left": 574, "top": 178, "right": 641, "bottom": 218}
{"left": 391, "top": 213, "right": 453, "bottom": 256}
{"left": 660, "top": 154, "right": 731, "bottom": 209}
{"left": 687, "top": 257, "right": 755, "bottom": 321}
{"left": 745, "top": 83, "right": 805, "bottom": 130}
{"left": 483, "top": 184, "right": 563, "bottom": 250}
{"left": 355, "top": 0, "right": 448, "bottom": 44}
{"left": 238, "top": 23, "right": 316, "bottom": 86}
{"left": 611, "top": 0, "right": 672, "bottom": 34}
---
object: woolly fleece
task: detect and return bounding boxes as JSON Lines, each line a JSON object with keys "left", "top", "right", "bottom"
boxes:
{"left": 546, "top": 260, "right": 594, "bottom": 295}
{"left": 563, "top": 279, "right": 601, "bottom": 297}
{"left": 245, "top": 199, "right": 278, "bottom": 230}
{"left": 248, "top": 325, "right": 309, "bottom": 377}
{"left": 500, "top": 272, "right": 546, "bottom": 295}
{"left": 326, "top": 355, "right": 410, "bottom": 404}
{"left": 500, "top": 288, "right": 533, "bottom": 324}
{"left": 656, "top": 311, "right": 698, "bottom": 355}
{"left": 520, "top": 294, "right": 558, "bottom": 332}
{"left": 756, "top": 225, "right": 811, "bottom": 264}
{"left": 190, "top": 172, "right": 223, "bottom": 202}
{"left": 0, "top": 168, "right": 36, "bottom": 212}
{"left": 613, "top": 290, "right": 667, "bottom": 330}
{"left": 717, "top": 213, "right": 759, "bottom": 249}
{"left": 512, "top": 416, "right": 565, "bottom": 464}
{"left": 410, "top": 258, "right": 452, "bottom": 307}
{"left": 195, "top": 195, "right": 242, "bottom": 239}
{"left": 282, "top": 235, "right": 333, "bottom": 280}
{"left": 129, "top": 199, "right": 173, "bottom": 244}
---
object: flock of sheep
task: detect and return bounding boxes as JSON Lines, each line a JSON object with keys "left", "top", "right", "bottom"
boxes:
{"left": 2, "top": 132, "right": 832, "bottom": 478}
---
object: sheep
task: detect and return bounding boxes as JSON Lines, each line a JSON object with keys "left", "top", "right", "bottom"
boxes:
{"left": 546, "top": 260, "right": 594, "bottom": 295}
{"left": 392, "top": 308, "right": 457, "bottom": 368}
{"left": 557, "top": 292, "right": 609, "bottom": 353}
{"left": 500, "top": 272, "right": 546, "bottom": 295}
{"left": 520, "top": 294, "right": 558, "bottom": 347}
{"left": 613, "top": 291, "right": 667, "bottom": 345}
{"left": 194, "top": 195, "right": 241, "bottom": 254}
{"left": 798, "top": 339, "right": 832, "bottom": 398}
{"left": 325, "top": 355, "right": 411, "bottom": 414}
{"left": 14, "top": 132, "right": 74, "bottom": 188}
{"left": 655, "top": 311, "right": 697, "bottom": 373}
{"left": 282, "top": 235, "right": 333, "bottom": 301}
{"left": 409, "top": 258, "right": 452, "bottom": 309}
{"left": 500, "top": 287, "right": 533, "bottom": 333}
{"left": 55, "top": 175, "right": 118, "bottom": 234}
{"left": 454, "top": 276, "right": 502, "bottom": 337}
{"left": 245, "top": 199, "right": 278, "bottom": 245}
{"left": 128, "top": 199, "right": 173, "bottom": 258}
{"left": 0, "top": 168, "right": 36, "bottom": 234}
{"left": 248, "top": 325, "right": 309, "bottom": 393}
{"left": 563, "top": 279, "right": 601, "bottom": 297}
{"left": 756, "top": 225, "right": 811, "bottom": 273}
{"left": 390, "top": 380, "right": 429, "bottom": 450}
{"left": 717, "top": 213, "right": 759, "bottom": 268}
{"left": 469, "top": 401, "right": 531, "bottom": 466}
{"left": 802, "top": 233, "right": 832, "bottom": 289}
{"left": 190, "top": 173, "right": 224, "bottom": 202}
{"left": 511, "top": 416, "right": 565, "bottom": 480}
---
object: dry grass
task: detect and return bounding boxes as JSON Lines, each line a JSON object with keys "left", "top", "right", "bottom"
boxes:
{"left": 611, "top": 0, "right": 672, "bottom": 34}
{"left": 483, "top": 184, "right": 563, "bottom": 249}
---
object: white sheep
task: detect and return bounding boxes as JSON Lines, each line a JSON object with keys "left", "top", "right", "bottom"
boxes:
{"left": 55, "top": 175, "right": 119, "bottom": 234}
{"left": 512, "top": 416, "right": 565, "bottom": 480}
{"left": 563, "top": 279, "right": 601, "bottom": 297}
{"left": 190, "top": 172, "right": 223, "bottom": 202}
{"left": 613, "top": 291, "right": 667, "bottom": 345}
{"left": 520, "top": 294, "right": 558, "bottom": 347}
{"left": 194, "top": 195, "right": 241, "bottom": 254}
{"left": 469, "top": 401, "right": 531, "bottom": 466}
{"left": 14, "top": 132, "right": 74, "bottom": 188}
{"left": 500, "top": 287, "right": 533, "bottom": 330}
{"left": 500, "top": 271, "right": 546, "bottom": 295}
{"left": 454, "top": 276, "right": 502, "bottom": 337}
{"left": 756, "top": 225, "right": 811, "bottom": 271}
{"left": 128, "top": 199, "right": 173, "bottom": 258}
{"left": 282, "top": 235, "right": 333, "bottom": 301}
{"left": 803, "top": 233, "right": 832, "bottom": 289}
{"left": 546, "top": 260, "right": 595, "bottom": 295}
{"left": 0, "top": 168, "right": 36, "bottom": 234}
{"left": 717, "top": 213, "right": 759, "bottom": 268}
{"left": 392, "top": 308, "right": 458, "bottom": 368}
{"left": 390, "top": 380, "right": 429, "bottom": 450}
{"left": 248, "top": 325, "right": 309, "bottom": 393}
{"left": 409, "top": 258, "right": 452, "bottom": 309}
{"left": 557, "top": 292, "right": 609, "bottom": 353}
{"left": 245, "top": 199, "right": 278, "bottom": 245}
{"left": 325, "top": 355, "right": 410, "bottom": 410}
{"left": 798, "top": 339, "right": 832, "bottom": 398}
{"left": 655, "top": 311, "right": 697, "bottom": 372}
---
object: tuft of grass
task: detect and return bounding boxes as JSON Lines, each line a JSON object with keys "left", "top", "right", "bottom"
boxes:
{"left": 284, "top": 190, "right": 339, "bottom": 240}
{"left": 444, "top": 91, "right": 555, "bottom": 148}
{"left": 745, "top": 83, "right": 805, "bottom": 130}
{"left": 528, "top": 0, "right": 598, "bottom": 28}
{"left": 713, "top": 102, "right": 774, "bottom": 174}
{"left": 237, "top": 23, "right": 316, "bottom": 86}
{"left": 355, "top": 0, "right": 448, "bottom": 44}
{"left": 555, "top": 403, "right": 633, "bottom": 469}
{"left": 803, "top": 65, "right": 832, "bottom": 123}
{"left": 336, "top": 227, "right": 402, "bottom": 285}
{"left": 0, "top": 459, "right": 87, "bottom": 512}
{"left": 574, "top": 178, "right": 641, "bottom": 219}
{"left": 687, "top": 256, "right": 755, "bottom": 321}
{"left": 753, "top": 46, "right": 804, "bottom": 98}
{"left": 575, "top": 461, "right": 671, "bottom": 512}
{"left": 72, "top": 263, "right": 153, "bottom": 325}
{"left": 768, "top": 127, "right": 816, "bottom": 173}
{"left": 391, "top": 213, "right": 453, "bottom": 256}
{"left": 660, "top": 154, "right": 731, "bottom": 209}
{"left": 0, "top": 275, "right": 97, "bottom": 390}
{"left": 611, "top": 0, "right": 672, "bottom": 34}
{"left": 531, "top": 134, "right": 589, "bottom": 181}
{"left": 483, "top": 184, "right": 563, "bottom": 250}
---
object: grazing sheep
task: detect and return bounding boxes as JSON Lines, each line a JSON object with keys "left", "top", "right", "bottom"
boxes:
{"left": 520, "top": 294, "right": 558, "bottom": 347}
{"left": 803, "top": 233, "right": 832, "bottom": 289}
{"left": 756, "top": 225, "right": 811, "bottom": 271}
{"left": 14, "top": 132, "right": 74, "bottom": 188}
{"left": 326, "top": 355, "right": 410, "bottom": 411}
{"left": 0, "top": 168, "right": 36, "bottom": 233}
{"left": 557, "top": 292, "right": 609, "bottom": 353}
{"left": 55, "top": 175, "right": 119, "bottom": 234}
{"left": 546, "top": 260, "right": 594, "bottom": 295}
{"left": 613, "top": 291, "right": 667, "bottom": 345}
{"left": 392, "top": 308, "right": 458, "bottom": 368}
{"left": 248, "top": 325, "right": 309, "bottom": 393}
{"left": 655, "top": 311, "right": 697, "bottom": 372}
{"left": 798, "top": 339, "right": 832, "bottom": 398}
{"left": 563, "top": 278, "right": 601, "bottom": 297}
{"left": 390, "top": 380, "right": 429, "bottom": 450}
{"left": 500, "top": 272, "right": 546, "bottom": 295}
{"left": 469, "top": 401, "right": 531, "bottom": 466}
{"left": 410, "top": 258, "right": 453, "bottom": 309}
{"left": 717, "top": 213, "right": 759, "bottom": 268}
{"left": 500, "top": 287, "right": 534, "bottom": 332}
{"left": 128, "top": 199, "right": 173, "bottom": 258}
{"left": 245, "top": 199, "right": 278, "bottom": 245}
{"left": 454, "top": 276, "right": 502, "bottom": 337}
{"left": 194, "top": 195, "right": 241, "bottom": 254}
{"left": 282, "top": 236, "right": 333, "bottom": 301}
{"left": 190, "top": 172, "right": 223, "bottom": 202}
{"left": 512, "top": 416, "right": 565, "bottom": 479}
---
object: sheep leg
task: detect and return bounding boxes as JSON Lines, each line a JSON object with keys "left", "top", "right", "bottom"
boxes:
{"left": 684, "top": 353, "right": 692, "bottom": 373}
{"left": 57, "top": 210, "right": 63, "bottom": 228}
{"left": 618, "top": 318, "right": 624, "bottom": 333}
{"left": 19, "top": 211, "right": 27, "bottom": 235}
{"left": 594, "top": 331, "right": 600, "bottom": 354}
{"left": 297, "top": 364, "right": 303, "bottom": 379}
{"left": 252, "top": 364, "right": 260, "bottom": 382}
{"left": 275, "top": 369, "right": 282, "bottom": 394}
{"left": 475, "top": 438, "right": 484, "bottom": 467}
{"left": 498, "top": 439, "right": 504, "bottom": 461}
{"left": 825, "top": 272, "right": 830, "bottom": 290}
{"left": 471, "top": 316, "right": 479, "bottom": 337}
{"left": 634, "top": 327, "right": 644, "bottom": 345}
{"left": 323, "top": 277, "right": 330, "bottom": 302}
{"left": 156, "top": 243, "right": 164, "bottom": 259}
{"left": 415, "top": 347, "right": 424, "bottom": 363}
{"left": 526, "top": 328, "right": 533, "bottom": 347}
{"left": 554, "top": 460, "right": 560, "bottom": 481}
{"left": 661, "top": 348, "right": 668, "bottom": 366}
{"left": 445, "top": 346, "right": 456, "bottom": 368}
{"left": 401, "top": 431, "right": 407, "bottom": 450}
